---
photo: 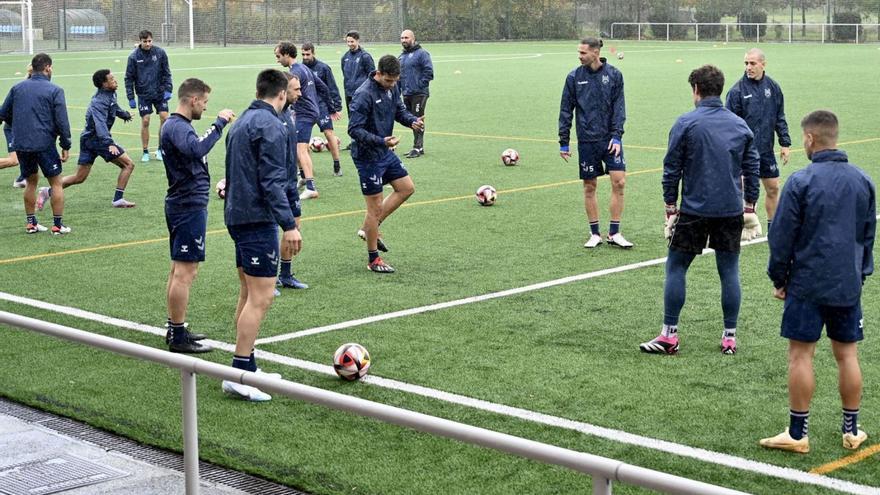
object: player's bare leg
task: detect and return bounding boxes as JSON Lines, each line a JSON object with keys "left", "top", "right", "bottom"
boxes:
{"left": 762, "top": 177, "right": 780, "bottom": 231}
{"left": 234, "top": 271, "right": 276, "bottom": 356}
{"left": 140, "top": 114, "right": 152, "bottom": 161}
{"left": 156, "top": 112, "right": 169, "bottom": 160}
{"left": 297, "top": 142, "right": 318, "bottom": 198}
{"left": 323, "top": 129, "right": 342, "bottom": 176}
{"left": 582, "top": 178, "right": 602, "bottom": 247}
{"left": 61, "top": 165, "right": 92, "bottom": 188}
{"left": 606, "top": 170, "right": 633, "bottom": 247}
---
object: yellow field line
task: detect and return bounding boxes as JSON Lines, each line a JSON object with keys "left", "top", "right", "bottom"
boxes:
{"left": 809, "top": 443, "right": 880, "bottom": 475}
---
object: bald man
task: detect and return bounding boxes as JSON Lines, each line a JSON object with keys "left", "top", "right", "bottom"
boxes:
{"left": 399, "top": 29, "right": 433, "bottom": 159}
{"left": 725, "top": 48, "right": 791, "bottom": 234}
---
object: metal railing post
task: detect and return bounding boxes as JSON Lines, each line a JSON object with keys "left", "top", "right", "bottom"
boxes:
{"left": 181, "top": 369, "right": 200, "bottom": 495}
{"left": 594, "top": 476, "right": 612, "bottom": 494}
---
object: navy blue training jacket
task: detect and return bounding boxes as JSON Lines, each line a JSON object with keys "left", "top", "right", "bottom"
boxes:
{"left": 124, "top": 45, "right": 172, "bottom": 101}
{"left": 81, "top": 88, "right": 131, "bottom": 148}
{"left": 725, "top": 73, "right": 791, "bottom": 155}
{"left": 341, "top": 47, "right": 375, "bottom": 97}
{"left": 768, "top": 149, "right": 875, "bottom": 306}
{"left": 304, "top": 58, "right": 343, "bottom": 114}
{"left": 289, "top": 63, "right": 334, "bottom": 122}
{"left": 558, "top": 59, "right": 625, "bottom": 146}
{"left": 398, "top": 44, "right": 433, "bottom": 96}
{"left": 160, "top": 113, "right": 228, "bottom": 211}
{"left": 662, "top": 97, "right": 760, "bottom": 217}
{"left": 224, "top": 100, "right": 295, "bottom": 231}
{"left": 0, "top": 73, "right": 71, "bottom": 152}
{"left": 279, "top": 105, "right": 299, "bottom": 187}
{"left": 348, "top": 73, "right": 418, "bottom": 163}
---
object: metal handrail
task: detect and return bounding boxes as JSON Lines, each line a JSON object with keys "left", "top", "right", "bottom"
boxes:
{"left": 0, "top": 311, "right": 748, "bottom": 495}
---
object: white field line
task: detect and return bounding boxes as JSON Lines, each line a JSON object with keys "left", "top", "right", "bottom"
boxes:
{"left": 0, "top": 289, "right": 876, "bottom": 495}
{"left": 257, "top": 236, "right": 771, "bottom": 345}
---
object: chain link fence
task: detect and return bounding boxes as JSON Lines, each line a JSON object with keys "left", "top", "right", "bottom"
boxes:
{"left": 20, "top": 0, "right": 590, "bottom": 53}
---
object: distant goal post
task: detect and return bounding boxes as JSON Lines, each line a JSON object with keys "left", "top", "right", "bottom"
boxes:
{"left": 610, "top": 22, "right": 880, "bottom": 44}
{"left": 0, "top": 0, "right": 31, "bottom": 54}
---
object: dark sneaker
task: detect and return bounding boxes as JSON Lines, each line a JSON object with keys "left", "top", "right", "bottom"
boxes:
{"left": 169, "top": 339, "right": 213, "bottom": 354}
{"left": 404, "top": 148, "right": 423, "bottom": 159}
{"left": 357, "top": 229, "right": 388, "bottom": 252}
{"left": 368, "top": 257, "right": 395, "bottom": 273}
{"left": 639, "top": 334, "right": 679, "bottom": 354}
{"left": 333, "top": 162, "right": 342, "bottom": 176}
{"left": 276, "top": 275, "right": 309, "bottom": 289}
{"left": 164, "top": 322, "right": 206, "bottom": 343}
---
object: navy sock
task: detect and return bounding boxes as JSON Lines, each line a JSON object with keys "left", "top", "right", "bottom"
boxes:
{"left": 609, "top": 221, "right": 620, "bottom": 236}
{"left": 168, "top": 321, "right": 187, "bottom": 345}
{"left": 767, "top": 220, "right": 772, "bottom": 233}
{"left": 53, "top": 215, "right": 63, "bottom": 228}
{"left": 16, "top": 175, "right": 24, "bottom": 182}
{"left": 333, "top": 160, "right": 340, "bottom": 168}
{"left": 306, "top": 178, "right": 316, "bottom": 191}
{"left": 789, "top": 410, "right": 809, "bottom": 440}
{"left": 26, "top": 214, "right": 37, "bottom": 225}
{"left": 663, "top": 249, "right": 696, "bottom": 326}
{"left": 589, "top": 221, "right": 600, "bottom": 236}
{"left": 843, "top": 408, "right": 859, "bottom": 434}
{"left": 368, "top": 250, "right": 379, "bottom": 263}
{"left": 716, "top": 251, "right": 741, "bottom": 329}
{"left": 113, "top": 188, "right": 124, "bottom": 202}
{"left": 249, "top": 350, "right": 258, "bottom": 372}
{"left": 232, "top": 355, "right": 251, "bottom": 371}
{"left": 280, "top": 259, "right": 292, "bottom": 277}
{"left": 143, "top": 148, "right": 149, "bottom": 155}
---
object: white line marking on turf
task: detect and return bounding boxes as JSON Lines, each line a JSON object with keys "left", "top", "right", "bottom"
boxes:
{"left": 257, "top": 235, "right": 772, "bottom": 345}
{"left": 0, "top": 290, "right": 876, "bottom": 495}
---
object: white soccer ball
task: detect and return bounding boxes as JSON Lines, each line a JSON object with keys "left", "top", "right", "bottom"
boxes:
{"left": 309, "top": 136, "right": 327, "bottom": 152}
{"left": 501, "top": 148, "right": 519, "bottom": 166}
{"left": 617, "top": 52, "right": 624, "bottom": 60}
{"left": 216, "top": 178, "right": 226, "bottom": 199}
{"left": 475, "top": 185, "right": 497, "bottom": 206}
{"left": 333, "top": 343, "right": 371, "bottom": 381}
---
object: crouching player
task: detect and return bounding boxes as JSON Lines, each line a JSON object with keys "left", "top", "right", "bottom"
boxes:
{"left": 222, "top": 69, "right": 301, "bottom": 401}
{"left": 348, "top": 55, "right": 423, "bottom": 273}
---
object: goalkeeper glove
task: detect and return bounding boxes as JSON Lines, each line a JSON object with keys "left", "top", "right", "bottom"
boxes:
{"left": 163, "top": 91, "right": 173, "bottom": 101}
{"left": 664, "top": 204, "right": 679, "bottom": 240}
{"left": 128, "top": 99, "right": 136, "bottom": 109}
{"left": 742, "top": 204, "right": 762, "bottom": 241}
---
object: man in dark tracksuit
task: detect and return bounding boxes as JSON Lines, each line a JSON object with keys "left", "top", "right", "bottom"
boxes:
{"left": 558, "top": 37, "right": 631, "bottom": 249}
{"left": 125, "top": 29, "right": 173, "bottom": 163}
{"left": 640, "top": 64, "right": 760, "bottom": 356}
{"left": 222, "top": 69, "right": 301, "bottom": 402}
{"left": 302, "top": 42, "right": 344, "bottom": 176}
{"left": 275, "top": 41, "right": 340, "bottom": 199}
{"left": 399, "top": 30, "right": 433, "bottom": 158}
{"left": 161, "top": 78, "right": 234, "bottom": 354}
{"left": 276, "top": 72, "right": 307, "bottom": 290}
{"left": 3, "top": 65, "right": 29, "bottom": 187}
{"left": 39, "top": 70, "right": 136, "bottom": 210}
{"left": 349, "top": 55, "right": 423, "bottom": 273}
{"left": 0, "top": 53, "right": 72, "bottom": 235}
{"left": 761, "top": 110, "right": 875, "bottom": 454}
{"left": 725, "top": 48, "right": 791, "bottom": 234}
{"left": 341, "top": 30, "right": 375, "bottom": 115}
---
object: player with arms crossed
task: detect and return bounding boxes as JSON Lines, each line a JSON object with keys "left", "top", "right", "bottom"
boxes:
{"left": 760, "top": 110, "right": 875, "bottom": 453}
{"left": 222, "top": 69, "right": 302, "bottom": 401}
{"left": 558, "top": 37, "right": 632, "bottom": 249}
{"left": 161, "top": 78, "right": 234, "bottom": 354}
{"left": 349, "top": 55, "right": 423, "bottom": 273}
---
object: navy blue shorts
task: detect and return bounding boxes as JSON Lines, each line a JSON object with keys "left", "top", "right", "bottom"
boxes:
{"left": 78, "top": 142, "right": 125, "bottom": 165}
{"left": 17, "top": 149, "right": 62, "bottom": 178}
{"left": 228, "top": 223, "right": 279, "bottom": 278}
{"left": 286, "top": 187, "right": 302, "bottom": 218}
{"left": 759, "top": 152, "right": 780, "bottom": 179}
{"left": 138, "top": 97, "right": 169, "bottom": 117}
{"left": 317, "top": 114, "right": 334, "bottom": 132}
{"left": 295, "top": 117, "right": 316, "bottom": 144}
{"left": 353, "top": 151, "right": 409, "bottom": 196}
{"left": 3, "top": 126, "right": 13, "bottom": 153}
{"left": 165, "top": 208, "right": 207, "bottom": 262}
{"left": 781, "top": 295, "right": 864, "bottom": 343}
{"left": 577, "top": 141, "right": 625, "bottom": 180}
